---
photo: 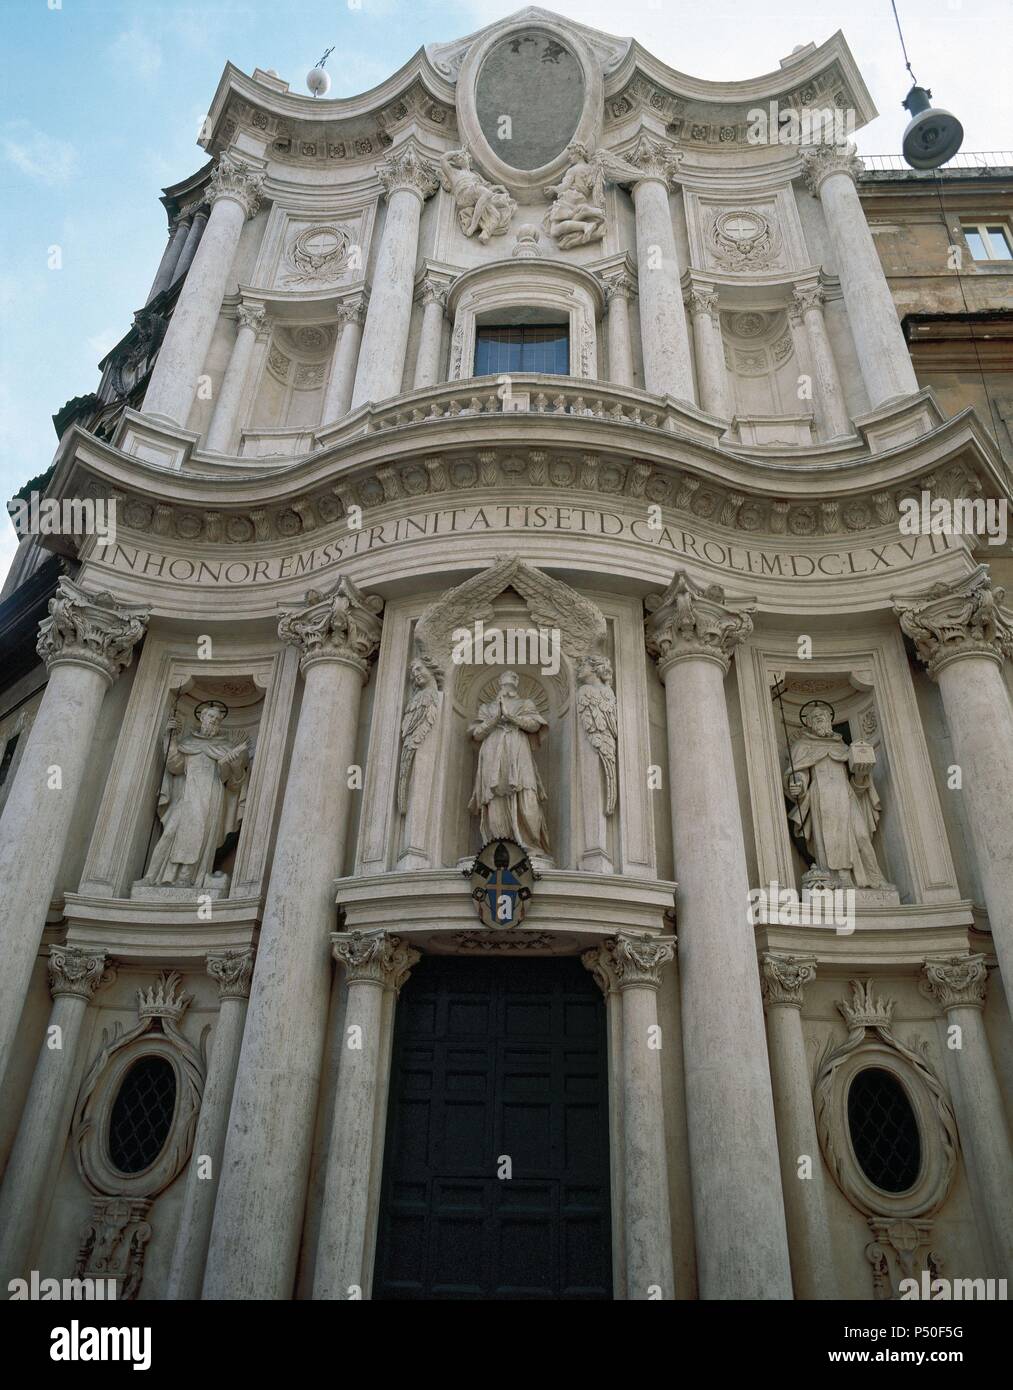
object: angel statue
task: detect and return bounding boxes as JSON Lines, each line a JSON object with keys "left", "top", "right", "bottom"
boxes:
{"left": 576, "top": 655, "right": 618, "bottom": 816}
{"left": 542, "top": 143, "right": 644, "bottom": 251}
{"left": 439, "top": 148, "right": 516, "bottom": 243}
{"left": 397, "top": 657, "right": 443, "bottom": 815}
{"left": 468, "top": 670, "right": 551, "bottom": 854}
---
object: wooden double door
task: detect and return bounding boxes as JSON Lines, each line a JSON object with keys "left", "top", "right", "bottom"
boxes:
{"left": 373, "top": 954, "right": 612, "bottom": 1299}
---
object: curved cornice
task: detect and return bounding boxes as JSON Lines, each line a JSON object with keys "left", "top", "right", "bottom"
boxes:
{"left": 447, "top": 258, "right": 606, "bottom": 316}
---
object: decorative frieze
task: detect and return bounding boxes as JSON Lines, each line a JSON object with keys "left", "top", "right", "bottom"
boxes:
{"left": 36, "top": 578, "right": 149, "bottom": 682}
{"left": 893, "top": 566, "right": 1013, "bottom": 677}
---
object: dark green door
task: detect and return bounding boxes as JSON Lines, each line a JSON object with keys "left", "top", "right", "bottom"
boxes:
{"left": 373, "top": 954, "right": 612, "bottom": 1299}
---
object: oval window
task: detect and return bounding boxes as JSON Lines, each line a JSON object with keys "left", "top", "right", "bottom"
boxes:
{"left": 108, "top": 1056, "right": 177, "bottom": 1175}
{"left": 847, "top": 1067, "right": 921, "bottom": 1193}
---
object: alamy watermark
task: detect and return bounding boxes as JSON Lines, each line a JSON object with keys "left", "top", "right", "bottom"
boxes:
{"left": 746, "top": 102, "right": 857, "bottom": 146}
{"left": 748, "top": 880, "right": 856, "bottom": 934}
{"left": 8, "top": 1270, "right": 117, "bottom": 1299}
{"left": 898, "top": 491, "right": 1009, "bottom": 547}
{"left": 7, "top": 491, "right": 117, "bottom": 547}
{"left": 451, "top": 619, "right": 561, "bottom": 677}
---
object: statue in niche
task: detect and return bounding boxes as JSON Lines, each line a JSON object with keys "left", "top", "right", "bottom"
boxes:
{"left": 468, "top": 670, "right": 551, "bottom": 855}
{"left": 542, "top": 143, "right": 642, "bottom": 250}
{"left": 783, "top": 700, "right": 887, "bottom": 889}
{"left": 438, "top": 148, "right": 516, "bottom": 243}
{"left": 397, "top": 657, "right": 442, "bottom": 815}
{"left": 138, "top": 700, "right": 250, "bottom": 892}
{"left": 576, "top": 655, "right": 617, "bottom": 815}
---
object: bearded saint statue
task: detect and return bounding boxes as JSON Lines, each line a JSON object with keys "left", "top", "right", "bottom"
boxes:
{"left": 468, "top": 670, "right": 551, "bottom": 854}
{"left": 140, "top": 700, "right": 250, "bottom": 890}
{"left": 783, "top": 700, "right": 887, "bottom": 889}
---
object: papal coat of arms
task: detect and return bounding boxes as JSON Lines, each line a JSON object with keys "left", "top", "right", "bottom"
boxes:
{"left": 467, "top": 838, "right": 535, "bottom": 928}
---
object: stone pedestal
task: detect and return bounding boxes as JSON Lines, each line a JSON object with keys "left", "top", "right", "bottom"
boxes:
{"left": 351, "top": 146, "right": 438, "bottom": 410}
{"left": 761, "top": 954, "right": 839, "bottom": 1298}
{"left": 412, "top": 278, "right": 447, "bottom": 389}
{"left": 895, "top": 568, "right": 1013, "bottom": 1019}
{"left": 791, "top": 285, "right": 850, "bottom": 439}
{"left": 626, "top": 136, "right": 694, "bottom": 405}
{"left": 922, "top": 954, "right": 1013, "bottom": 1278}
{"left": 143, "top": 156, "right": 264, "bottom": 427}
{"left": 204, "top": 302, "right": 266, "bottom": 453}
{"left": 202, "top": 578, "right": 383, "bottom": 1300}
{"left": 0, "top": 580, "right": 147, "bottom": 1088}
{"left": 801, "top": 144, "right": 918, "bottom": 408}
{"left": 312, "top": 930, "right": 419, "bottom": 1299}
{"left": 0, "top": 947, "right": 113, "bottom": 1285}
{"left": 166, "top": 949, "right": 254, "bottom": 1299}
{"left": 602, "top": 273, "right": 636, "bottom": 388}
{"left": 686, "top": 285, "right": 731, "bottom": 419}
{"left": 322, "top": 294, "right": 368, "bottom": 424}
{"left": 645, "top": 569, "right": 793, "bottom": 1299}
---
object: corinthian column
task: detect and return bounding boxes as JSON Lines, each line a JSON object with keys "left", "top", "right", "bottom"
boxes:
{"left": 412, "top": 277, "right": 448, "bottom": 389}
{"left": 204, "top": 301, "right": 267, "bottom": 453}
{"left": 321, "top": 293, "right": 369, "bottom": 424}
{"left": 645, "top": 570, "right": 792, "bottom": 1299}
{"left": 894, "top": 567, "right": 1013, "bottom": 1019}
{"left": 800, "top": 144, "right": 918, "bottom": 407}
{"left": 203, "top": 578, "right": 383, "bottom": 1300}
{"left": 143, "top": 155, "right": 265, "bottom": 427}
{"left": 166, "top": 948, "right": 255, "bottom": 1299}
{"left": 760, "top": 954, "right": 838, "bottom": 1298}
{"left": 585, "top": 934, "right": 676, "bottom": 1299}
{"left": 601, "top": 272, "right": 637, "bottom": 388}
{"left": 623, "top": 135, "right": 694, "bottom": 404}
{"left": 0, "top": 947, "right": 113, "bottom": 1285}
{"left": 922, "top": 955, "right": 1013, "bottom": 1278}
{"left": 145, "top": 213, "right": 192, "bottom": 304}
{"left": 685, "top": 285, "right": 731, "bottom": 419}
{"left": 351, "top": 144, "right": 438, "bottom": 409}
{"left": 790, "top": 285, "right": 851, "bottom": 440}
{"left": 0, "top": 580, "right": 147, "bottom": 1088}
{"left": 313, "top": 930, "right": 420, "bottom": 1299}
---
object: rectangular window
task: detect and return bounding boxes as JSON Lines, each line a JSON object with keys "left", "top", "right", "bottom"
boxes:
{"left": 474, "top": 324, "right": 569, "bottom": 376}
{"left": 961, "top": 222, "right": 1013, "bottom": 261}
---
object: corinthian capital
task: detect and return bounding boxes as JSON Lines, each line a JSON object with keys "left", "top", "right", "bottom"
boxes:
{"left": 761, "top": 953, "right": 817, "bottom": 1009}
{"left": 921, "top": 954, "right": 989, "bottom": 1011}
{"left": 36, "top": 578, "right": 150, "bottom": 683}
{"left": 644, "top": 569, "right": 754, "bottom": 674}
{"left": 799, "top": 141, "right": 865, "bottom": 196}
{"left": 48, "top": 946, "right": 113, "bottom": 1001}
{"left": 414, "top": 276, "right": 448, "bottom": 310}
{"left": 236, "top": 301, "right": 268, "bottom": 336}
{"left": 208, "top": 154, "right": 265, "bottom": 219}
{"left": 278, "top": 576, "right": 384, "bottom": 677}
{"left": 893, "top": 565, "right": 1013, "bottom": 678}
{"left": 626, "top": 132, "right": 683, "bottom": 188}
{"left": 685, "top": 285, "right": 719, "bottom": 320}
{"left": 336, "top": 292, "right": 369, "bottom": 328}
{"left": 613, "top": 932, "right": 675, "bottom": 989}
{"left": 331, "top": 929, "right": 420, "bottom": 994}
{"left": 206, "top": 948, "right": 256, "bottom": 1000}
{"left": 378, "top": 144, "right": 439, "bottom": 203}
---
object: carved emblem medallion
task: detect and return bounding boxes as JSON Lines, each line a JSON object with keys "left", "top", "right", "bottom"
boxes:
{"left": 467, "top": 837, "right": 535, "bottom": 928}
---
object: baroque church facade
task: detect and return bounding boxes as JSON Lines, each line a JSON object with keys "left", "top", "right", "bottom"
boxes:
{"left": 1, "top": 9, "right": 1011, "bottom": 1301}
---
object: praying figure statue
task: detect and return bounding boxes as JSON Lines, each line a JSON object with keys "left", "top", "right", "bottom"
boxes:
{"left": 468, "top": 670, "right": 551, "bottom": 855}
{"left": 139, "top": 700, "right": 249, "bottom": 891}
{"left": 783, "top": 700, "right": 887, "bottom": 889}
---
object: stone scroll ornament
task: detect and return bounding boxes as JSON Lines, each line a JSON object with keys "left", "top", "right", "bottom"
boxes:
{"left": 438, "top": 147, "right": 517, "bottom": 243}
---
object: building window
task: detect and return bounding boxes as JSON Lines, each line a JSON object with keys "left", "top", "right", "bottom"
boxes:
{"left": 474, "top": 324, "right": 569, "bottom": 376}
{"left": 847, "top": 1067, "right": 922, "bottom": 1194}
{"left": 108, "top": 1056, "right": 178, "bottom": 1175}
{"left": 961, "top": 223, "right": 1013, "bottom": 261}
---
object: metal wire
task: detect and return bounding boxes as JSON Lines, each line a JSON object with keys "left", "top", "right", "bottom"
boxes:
{"left": 890, "top": 0, "right": 919, "bottom": 84}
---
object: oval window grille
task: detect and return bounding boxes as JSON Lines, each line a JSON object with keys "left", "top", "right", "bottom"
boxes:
{"left": 108, "top": 1056, "right": 177, "bottom": 1175}
{"left": 847, "top": 1066, "right": 922, "bottom": 1194}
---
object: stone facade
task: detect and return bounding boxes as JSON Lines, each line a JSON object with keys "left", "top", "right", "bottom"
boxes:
{"left": 1, "top": 9, "right": 1011, "bottom": 1302}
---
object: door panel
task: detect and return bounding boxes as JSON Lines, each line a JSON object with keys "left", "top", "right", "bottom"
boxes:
{"left": 373, "top": 954, "right": 612, "bottom": 1300}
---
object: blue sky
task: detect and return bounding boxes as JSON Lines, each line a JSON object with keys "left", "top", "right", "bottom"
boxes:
{"left": 2, "top": 0, "right": 1010, "bottom": 577}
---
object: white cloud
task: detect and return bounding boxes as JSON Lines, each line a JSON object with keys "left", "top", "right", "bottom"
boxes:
{"left": 1, "top": 122, "right": 77, "bottom": 185}
{"left": 110, "top": 25, "right": 163, "bottom": 80}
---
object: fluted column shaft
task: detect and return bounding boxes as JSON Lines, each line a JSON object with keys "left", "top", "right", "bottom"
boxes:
{"left": 143, "top": 157, "right": 264, "bottom": 427}
{"left": 166, "top": 949, "right": 254, "bottom": 1299}
{"left": 203, "top": 578, "right": 383, "bottom": 1300}
{"left": 313, "top": 931, "right": 419, "bottom": 1298}
{"left": 352, "top": 147, "right": 437, "bottom": 410}
{"left": 791, "top": 286, "right": 850, "bottom": 439}
{"left": 686, "top": 286, "right": 731, "bottom": 419}
{"left": 645, "top": 570, "right": 792, "bottom": 1299}
{"left": 761, "top": 954, "right": 838, "bottom": 1298}
{"left": 322, "top": 296, "right": 367, "bottom": 423}
{"left": 204, "top": 303, "right": 265, "bottom": 453}
{"left": 0, "top": 581, "right": 147, "bottom": 1087}
{"left": 801, "top": 145, "right": 918, "bottom": 407}
{"left": 146, "top": 215, "right": 192, "bottom": 304}
{"left": 0, "top": 948, "right": 112, "bottom": 1284}
{"left": 922, "top": 955, "right": 1013, "bottom": 1278}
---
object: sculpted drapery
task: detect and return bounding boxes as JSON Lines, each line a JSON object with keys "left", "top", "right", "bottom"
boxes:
{"left": 468, "top": 670, "right": 551, "bottom": 854}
